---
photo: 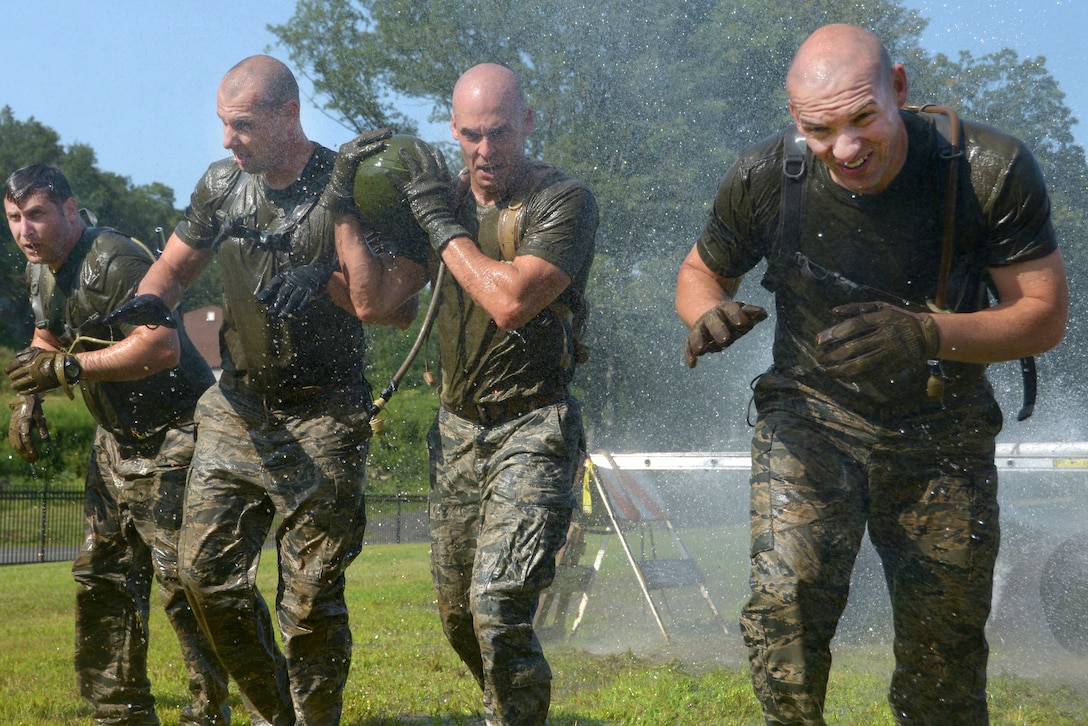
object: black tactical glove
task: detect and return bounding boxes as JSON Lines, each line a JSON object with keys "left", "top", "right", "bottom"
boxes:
{"left": 814, "top": 301, "right": 940, "bottom": 378}
{"left": 684, "top": 300, "right": 769, "bottom": 368}
{"left": 384, "top": 139, "right": 469, "bottom": 253}
{"left": 5, "top": 347, "right": 81, "bottom": 399}
{"left": 101, "top": 293, "right": 177, "bottom": 329}
{"left": 318, "top": 128, "right": 393, "bottom": 214}
{"left": 255, "top": 258, "right": 338, "bottom": 318}
{"left": 8, "top": 394, "right": 49, "bottom": 463}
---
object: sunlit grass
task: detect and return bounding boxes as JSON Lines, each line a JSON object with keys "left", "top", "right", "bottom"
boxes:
{"left": 1, "top": 543, "right": 1086, "bottom": 724}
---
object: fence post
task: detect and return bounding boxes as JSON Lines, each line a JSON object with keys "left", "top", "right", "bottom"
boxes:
{"left": 395, "top": 493, "right": 403, "bottom": 544}
{"left": 37, "top": 479, "right": 48, "bottom": 562}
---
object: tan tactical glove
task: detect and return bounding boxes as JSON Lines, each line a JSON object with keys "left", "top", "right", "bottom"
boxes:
{"left": 5, "top": 347, "right": 81, "bottom": 399}
{"left": 8, "top": 393, "right": 50, "bottom": 463}
{"left": 814, "top": 301, "right": 940, "bottom": 378}
{"left": 684, "top": 300, "right": 768, "bottom": 368}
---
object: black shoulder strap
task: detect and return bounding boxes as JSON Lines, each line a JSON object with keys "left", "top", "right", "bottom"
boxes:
{"left": 761, "top": 127, "right": 808, "bottom": 293}
{"left": 780, "top": 127, "right": 808, "bottom": 259}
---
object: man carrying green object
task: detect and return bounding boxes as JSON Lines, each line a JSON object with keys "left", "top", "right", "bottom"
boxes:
{"left": 382, "top": 62, "right": 598, "bottom": 726}
{"left": 4, "top": 164, "right": 226, "bottom": 725}
{"left": 129, "top": 55, "right": 422, "bottom": 725}
{"left": 675, "top": 24, "right": 1068, "bottom": 726}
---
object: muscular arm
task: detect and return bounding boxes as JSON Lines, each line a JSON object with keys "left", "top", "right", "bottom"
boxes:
{"left": 29, "top": 320, "right": 180, "bottom": 383}
{"left": 930, "top": 249, "right": 1068, "bottom": 363}
{"left": 675, "top": 246, "right": 744, "bottom": 328}
{"left": 439, "top": 235, "right": 571, "bottom": 331}
{"left": 332, "top": 214, "right": 428, "bottom": 330}
{"left": 136, "top": 233, "right": 213, "bottom": 309}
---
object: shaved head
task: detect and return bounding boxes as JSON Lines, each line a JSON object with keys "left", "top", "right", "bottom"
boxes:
{"left": 452, "top": 63, "right": 528, "bottom": 118}
{"left": 785, "top": 24, "right": 909, "bottom": 194}
{"left": 220, "top": 55, "right": 300, "bottom": 109}
{"left": 787, "top": 24, "right": 893, "bottom": 102}
{"left": 450, "top": 63, "right": 534, "bottom": 204}
{"left": 216, "top": 55, "right": 310, "bottom": 188}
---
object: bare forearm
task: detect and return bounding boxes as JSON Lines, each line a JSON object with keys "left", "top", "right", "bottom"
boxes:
{"left": 136, "top": 235, "right": 210, "bottom": 309}
{"left": 76, "top": 329, "right": 180, "bottom": 381}
{"left": 933, "top": 251, "right": 1068, "bottom": 363}
{"left": 335, "top": 216, "right": 427, "bottom": 326}
{"left": 675, "top": 250, "right": 742, "bottom": 328}
{"left": 932, "top": 302, "right": 1066, "bottom": 363}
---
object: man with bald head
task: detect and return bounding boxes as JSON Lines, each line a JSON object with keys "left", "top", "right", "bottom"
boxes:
{"left": 131, "top": 55, "right": 413, "bottom": 725}
{"left": 676, "top": 24, "right": 1066, "bottom": 725}
{"left": 389, "top": 62, "right": 597, "bottom": 725}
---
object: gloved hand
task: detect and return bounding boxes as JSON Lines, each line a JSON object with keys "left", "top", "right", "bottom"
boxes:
{"left": 8, "top": 394, "right": 49, "bottom": 463}
{"left": 255, "top": 258, "right": 337, "bottom": 318}
{"left": 385, "top": 139, "right": 469, "bottom": 253}
{"left": 318, "top": 128, "right": 393, "bottom": 213}
{"left": 5, "top": 347, "right": 81, "bottom": 399}
{"left": 814, "top": 301, "right": 940, "bottom": 378}
{"left": 684, "top": 300, "right": 768, "bottom": 368}
{"left": 101, "top": 293, "right": 177, "bottom": 329}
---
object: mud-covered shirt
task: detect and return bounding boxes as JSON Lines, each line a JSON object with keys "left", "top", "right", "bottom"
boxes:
{"left": 437, "top": 161, "right": 598, "bottom": 411}
{"left": 175, "top": 146, "right": 368, "bottom": 393}
{"left": 26, "top": 228, "right": 214, "bottom": 444}
{"left": 696, "top": 110, "right": 1057, "bottom": 407}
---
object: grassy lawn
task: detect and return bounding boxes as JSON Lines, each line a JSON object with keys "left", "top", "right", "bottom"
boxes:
{"left": 1, "top": 541, "right": 1086, "bottom": 724}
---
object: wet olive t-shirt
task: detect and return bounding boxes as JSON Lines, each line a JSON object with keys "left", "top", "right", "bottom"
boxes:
{"left": 28, "top": 228, "right": 214, "bottom": 443}
{"left": 696, "top": 110, "right": 1057, "bottom": 406}
{"left": 437, "top": 161, "right": 598, "bottom": 410}
{"left": 174, "top": 146, "right": 368, "bottom": 393}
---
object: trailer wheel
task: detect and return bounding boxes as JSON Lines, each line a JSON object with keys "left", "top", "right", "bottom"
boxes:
{"left": 1040, "top": 531, "right": 1088, "bottom": 655}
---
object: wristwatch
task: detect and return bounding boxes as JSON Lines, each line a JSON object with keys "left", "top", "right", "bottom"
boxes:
{"left": 63, "top": 355, "right": 82, "bottom": 383}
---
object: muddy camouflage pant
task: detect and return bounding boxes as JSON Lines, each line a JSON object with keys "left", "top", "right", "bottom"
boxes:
{"left": 179, "top": 382, "right": 371, "bottom": 726}
{"left": 428, "top": 399, "right": 582, "bottom": 726}
{"left": 74, "top": 423, "right": 229, "bottom": 726}
{"left": 741, "top": 382, "right": 1002, "bottom": 726}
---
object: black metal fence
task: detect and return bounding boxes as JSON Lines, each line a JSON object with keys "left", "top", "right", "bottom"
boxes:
{"left": 0, "top": 489, "right": 427, "bottom": 566}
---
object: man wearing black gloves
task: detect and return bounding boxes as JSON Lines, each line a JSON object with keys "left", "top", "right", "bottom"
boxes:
{"left": 388, "top": 63, "right": 598, "bottom": 726}
{"left": 131, "top": 55, "right": 421, "bottom": 725}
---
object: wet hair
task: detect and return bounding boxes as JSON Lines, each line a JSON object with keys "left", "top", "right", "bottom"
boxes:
{"left": 4, "top": 163, "right": 74, "bottom": 207}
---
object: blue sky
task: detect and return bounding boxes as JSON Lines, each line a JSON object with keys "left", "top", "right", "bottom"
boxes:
{"left": 2, "top": 0, "right": 1084, "bottom": 204}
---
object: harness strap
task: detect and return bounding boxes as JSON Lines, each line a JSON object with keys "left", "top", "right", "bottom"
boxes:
{"left": 211, "top": 168, "right": 324, "bottom": 254}
{"left": 772, "top": 108, "right": 1036, "bottom": 419}
{"left": 906, "top": 105, "right": 962, "bottom": 312}
{"left": 29, "top": 263, "right": 47, "bottom": 328}
{"left": 491, "top": 169, "right": 590, "bottom": 369}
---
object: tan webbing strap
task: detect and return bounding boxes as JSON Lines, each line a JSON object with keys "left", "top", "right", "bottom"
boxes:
{"left": 905, "top": 104, "right": 962, "bottom": 312}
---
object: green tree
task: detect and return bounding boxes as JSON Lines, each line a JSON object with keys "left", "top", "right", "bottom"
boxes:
{"left": 271, "top": 1, "right": 1088, "bottom": 450}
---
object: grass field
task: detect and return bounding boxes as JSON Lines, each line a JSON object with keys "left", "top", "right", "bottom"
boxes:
{"left": 1, "top": 541, "right": 1086, "bottom": 725}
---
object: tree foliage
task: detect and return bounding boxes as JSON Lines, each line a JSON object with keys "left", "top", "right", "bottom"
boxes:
{"left": 271, "top": 1, "right": 1088, "bottom": 449}
{"left": 0, "top": 107, "right": 188, "bottom": 348}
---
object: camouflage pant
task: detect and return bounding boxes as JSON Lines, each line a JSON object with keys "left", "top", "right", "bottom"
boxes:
{"left": 179, "top": 382, "right": 371, "bottom": 726}
{"left": 742, "top": 379, "right": 1002, "bottom": 726}
{"left": 428, "top": 399, "right": 582, "bottom": 726}
{"left": 74, "top": 423, "right": 229, "bottom": 726}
